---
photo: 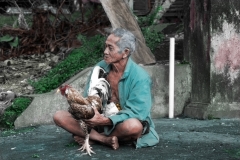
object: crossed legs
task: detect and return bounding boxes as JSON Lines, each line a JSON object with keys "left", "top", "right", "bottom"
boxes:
{"left": 53, "top": 110, "right": 143, "bottom": 150}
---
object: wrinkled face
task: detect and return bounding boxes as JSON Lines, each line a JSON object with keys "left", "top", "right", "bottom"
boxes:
{"left": 103, "top": 34, "right": 128, "bottom": 64}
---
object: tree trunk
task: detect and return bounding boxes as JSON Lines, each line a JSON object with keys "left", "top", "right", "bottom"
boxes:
{"left": 100, "top": 0, "right": 156, "bottom": 65}
{"left": 124, "top": 0, "right": 134, "bottom": 10}
{"left": 152, "top": 0, "right": 176, "bottom": 25}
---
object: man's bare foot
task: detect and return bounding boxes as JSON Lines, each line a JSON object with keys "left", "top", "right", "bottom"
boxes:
{"left": 105, "top": 136, "right": 119, "bottom": 150}
{"left": 73, "top": 135, "right": 95, "bottom": 145}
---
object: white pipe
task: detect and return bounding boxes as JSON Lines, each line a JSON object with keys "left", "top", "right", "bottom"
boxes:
{"left": 169, "top": 38, "right": 175, "bottom": 119}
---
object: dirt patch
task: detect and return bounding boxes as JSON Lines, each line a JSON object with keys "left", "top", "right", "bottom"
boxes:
{"left": 0, "top": 48, "right": 72, "bottom": 96}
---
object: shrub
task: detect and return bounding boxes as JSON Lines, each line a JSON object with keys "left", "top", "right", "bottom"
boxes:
{"left": 30, "top": 34, "right": 105, "bottom": 94}
{"left": 0, "top": 97, "right": 32, "bottom": 129}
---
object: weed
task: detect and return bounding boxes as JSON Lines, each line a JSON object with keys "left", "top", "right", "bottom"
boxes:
{"left": 137, "top": 6, "right": 164, "bottom": 52}
{"left": 30, "top": 34, "right": 105, "bottom": 94}
{"left": 0, "top": 15, "right": 32, "bottom": 28}
{"left": 32, "top": 154, "right": 40, "bottom": 158}
{"left": 141, "top": 27, "right": 164, "bottom": 52}
{"left": 0, "top": 97, "right": 33, "bottom": 129}
{"left": 137, "top": 6, "right": 162, "bottom": 26}
{"left": 0, "top": 34, "right": 19, "bottom": 48}
{"left": 207, "top": 114, "right": 220, "bottom": 120}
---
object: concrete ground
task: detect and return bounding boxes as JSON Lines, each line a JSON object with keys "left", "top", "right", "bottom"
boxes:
{"left": 1, "top": 118, "right": 240, "bottom": 160}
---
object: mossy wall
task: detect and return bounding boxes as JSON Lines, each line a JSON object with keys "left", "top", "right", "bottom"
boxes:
{"left": 209, "top": 0, "right": 240, "bottom": 117}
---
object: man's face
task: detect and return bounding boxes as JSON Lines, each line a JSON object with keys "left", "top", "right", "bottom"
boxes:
{"left": 104, "top": 34, "right": 127, "bottom": 64}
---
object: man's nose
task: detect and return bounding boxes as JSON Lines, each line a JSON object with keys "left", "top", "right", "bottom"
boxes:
{"left": 104, "top": 48, "right": 109, "bottom": 55}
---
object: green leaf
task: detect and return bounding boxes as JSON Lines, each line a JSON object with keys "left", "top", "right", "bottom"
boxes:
{"left": 0, "top": 35, "right": 14, "bottom": 42}
{"left": 9, "top": 37, "right": 19, "bottom": 47}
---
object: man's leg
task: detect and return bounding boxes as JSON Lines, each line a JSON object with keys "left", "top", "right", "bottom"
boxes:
{"left": 53, "top": 110, "right": 119, "bottom": 149}
{"left": 53, "top": 111, "right": 142, "bottom": 149}
{"left": 110, "top": 118, "right": 143, "bottom": 142}
{"left": 53, "top": 110, "right": 85, "bottom": 136}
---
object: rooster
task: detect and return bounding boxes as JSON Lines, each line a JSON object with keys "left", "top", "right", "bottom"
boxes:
{"left": 57, "top": 66, "right": 118, "bottom": 156}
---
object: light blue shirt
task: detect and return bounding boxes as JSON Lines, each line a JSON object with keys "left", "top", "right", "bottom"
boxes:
{"left": 84, "top": 58, "right": 159, "bottom": 148}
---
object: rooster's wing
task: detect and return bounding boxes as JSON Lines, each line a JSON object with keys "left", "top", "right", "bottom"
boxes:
{"left": 68, "top": 102, "right": 95, "bottom": 120}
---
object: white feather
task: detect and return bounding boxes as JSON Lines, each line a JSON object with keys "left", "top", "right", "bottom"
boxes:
{"left": 88, "top": 66, "right": 119, "bottom": 117}
{"left": 103, "top": 102, "right": 119, "bottom": 117}
{"left": 88, "top": 66, "right": 106, "bottom": 93}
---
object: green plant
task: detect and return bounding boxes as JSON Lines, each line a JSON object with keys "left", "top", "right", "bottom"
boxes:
{"left": 141, "top": 27, "right": 164, "bottom": 52}
{"left": 0, "top": 14, "right": 32, "bottom": 28}
{"left": 0, "top": 34, "right": 19, "bottom": 48}
{"left": 30, "top": 34, "right": 105, "bottom": 93}
{"left": 137, "top": 6, "right": 164, "bottom": 52}
{"left": 207, "top": 114, "right": 220, "bottom": 120}
{"left": 137, "top": 6, "right": 162, "bottom": 27}
{"left": 0, "top": 97, "right": 32, "bottom": 129}
{"left": 32, "top": 154, "right": 40, "bottom": 158}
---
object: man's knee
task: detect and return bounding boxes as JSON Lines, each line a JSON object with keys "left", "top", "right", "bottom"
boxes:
{"left": 122, "top": 118, "right": 143, "bottom": 135}
{"left": 53, "top": 110, "right": 66, "bottom": 126}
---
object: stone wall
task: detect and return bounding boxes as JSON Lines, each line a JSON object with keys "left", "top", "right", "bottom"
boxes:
{"left": 144, "top": 64, "right": 191, "bottom": 118}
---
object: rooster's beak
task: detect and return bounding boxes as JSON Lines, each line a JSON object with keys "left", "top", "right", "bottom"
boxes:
{"left": 56, "top": 89, "right": 60, "bottom": 94}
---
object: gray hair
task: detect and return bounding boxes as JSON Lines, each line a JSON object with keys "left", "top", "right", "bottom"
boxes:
{"left": 111, "top": 28, "right": 136, "bottom": 55}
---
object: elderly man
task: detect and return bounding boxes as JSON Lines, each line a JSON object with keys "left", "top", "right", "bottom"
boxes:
{"left": 53, "top": 28, "right": 159, "bottom": 150}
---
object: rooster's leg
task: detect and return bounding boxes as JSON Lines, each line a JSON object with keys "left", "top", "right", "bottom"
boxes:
{"left": 78, "top": 134, "right": 95, "bottom": 156}
{"left": 78, "top": 120, "right": 95, "bottom": 156}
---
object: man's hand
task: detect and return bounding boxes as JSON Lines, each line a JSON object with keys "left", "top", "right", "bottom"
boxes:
{"left": 84, "top": 106, "right": 112, "bottom": 127}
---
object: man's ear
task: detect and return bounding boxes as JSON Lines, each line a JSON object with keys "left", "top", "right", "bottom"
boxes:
{"left": 123, "top": 48, "right": 130, "bottom": 58}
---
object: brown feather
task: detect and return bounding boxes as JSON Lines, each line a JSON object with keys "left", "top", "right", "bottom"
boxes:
{"left": 58, "top": 84, "right": 102, "bottom": 119}
{"left": 65, "top": 87, "right": 90, "bottom": 105}
{"left": 58, "top": 84, "right": 103, "bottom": 156}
